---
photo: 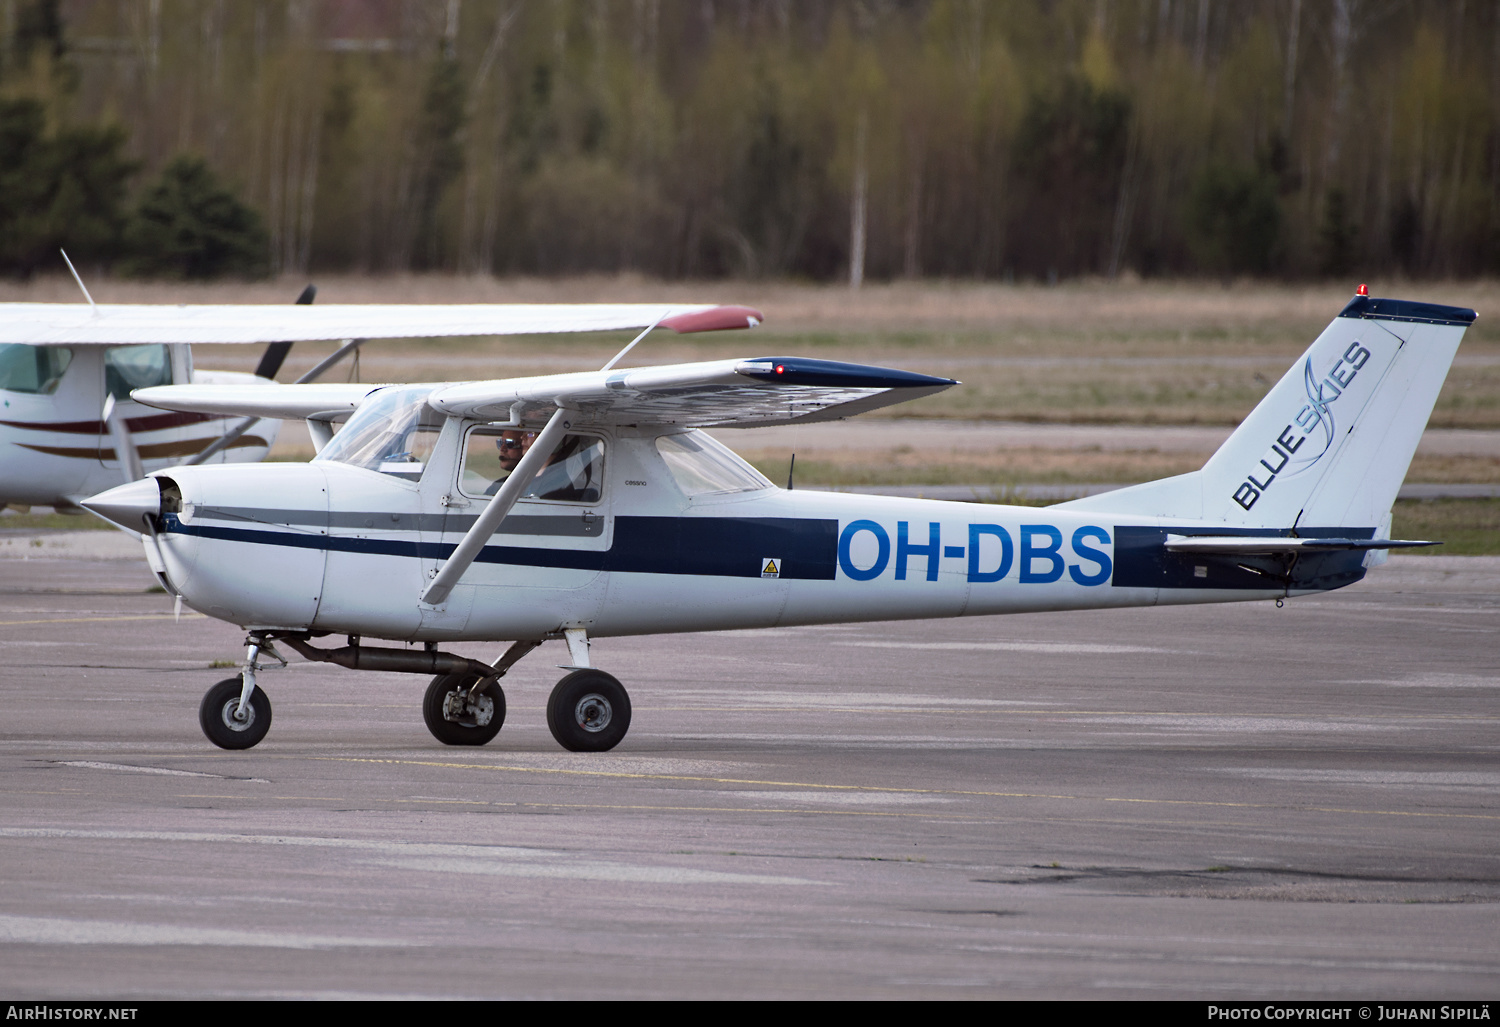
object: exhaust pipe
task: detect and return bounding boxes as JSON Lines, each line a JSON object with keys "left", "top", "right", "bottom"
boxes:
{"left": 276, "top": 636, "right": 494, "bottom": 679}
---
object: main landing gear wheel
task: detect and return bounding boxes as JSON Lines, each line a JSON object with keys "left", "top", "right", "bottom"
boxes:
{"left": 423, "top": 674, "right": 506, "bottom": 746}
{"left": 547, "top": 670, "right": 631, "bottom": 752}
{"left": 200, "top": 677, "right": 272, "bottom": 750}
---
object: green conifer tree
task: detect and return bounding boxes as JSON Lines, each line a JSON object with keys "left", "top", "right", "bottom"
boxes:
{"left": 121, "top": 155, "right": 269, "bottom": 279}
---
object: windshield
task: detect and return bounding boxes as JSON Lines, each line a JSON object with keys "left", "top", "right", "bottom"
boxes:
{"left": 656, "top": 431, "right": 771, "bottom": 496}
{"left": 315, "top": 385, "right": 444, "bottom": 480}
{"left": 0, "top": 344, "right": 72, "bottom": 394}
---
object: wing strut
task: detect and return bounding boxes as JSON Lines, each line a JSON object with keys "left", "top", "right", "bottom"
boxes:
{"left": 420, "top": 406, "right": 572, "bottom": 607}
{"left": 599, "top": 311, "right": 666, "bottom": 372}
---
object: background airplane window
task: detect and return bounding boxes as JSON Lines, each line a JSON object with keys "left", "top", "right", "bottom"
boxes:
{"left": 105, "top": 344, "right": 172, "bottom": 399}
{"left": 656, "top": 431, "right": 771, "bottom": 496}
{"left": 0, "top": 344, "right": 72, "bottom": 394}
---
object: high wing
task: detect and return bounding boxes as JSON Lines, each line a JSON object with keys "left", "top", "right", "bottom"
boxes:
{"left": 0, "top": 303, "right": 761, "bottom": 345}
{"left": 430, "top": 356, "right": 957, "bottom": 427}
{"left": 134, "top": 356, "right": 958, "bottom": 429}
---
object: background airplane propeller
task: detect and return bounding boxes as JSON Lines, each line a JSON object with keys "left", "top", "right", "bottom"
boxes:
{"left": 251, "top": 283, "right": 316, "bottom": 381}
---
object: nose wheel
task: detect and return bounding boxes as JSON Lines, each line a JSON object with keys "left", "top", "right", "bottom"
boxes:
{"left": 200, "top": 677, "right": 272, "bottom": 750}
{"left": 547, "top": 670, "right": 631, "bottom": 752}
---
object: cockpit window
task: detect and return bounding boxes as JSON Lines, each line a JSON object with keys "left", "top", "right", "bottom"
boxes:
{"left": 0, "top": 344, "right": 72, "bottom": 394}
{"left": 105, "top": 344, "right": 172, "bottom": 399}
{"left": 314, "top": 385, "right": 443, "bottom": 481}
{"left": 528, "top": 434, "right": 605, "bottom": 502}
{"left": 461, "top": 426, "right": 605, "bottom": 503}
{"left": 656, "top": 431, "right": 771, "bottom": 496}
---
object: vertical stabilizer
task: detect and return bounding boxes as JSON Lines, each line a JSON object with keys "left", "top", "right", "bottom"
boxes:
{"left": 1056, "top": 294, "right": 1475, "bottom": 530}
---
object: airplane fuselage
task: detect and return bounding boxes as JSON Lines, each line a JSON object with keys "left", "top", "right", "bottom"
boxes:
{"left": 143, "top": 425, "right": 1370, "bottom": 640}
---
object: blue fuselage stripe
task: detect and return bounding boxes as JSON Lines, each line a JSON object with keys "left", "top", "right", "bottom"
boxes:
{"left": 163, "top": 514, "right": 1373, "bottom": 591}
{"left": 163, "top": 514, "right": 840, "bottom": 579}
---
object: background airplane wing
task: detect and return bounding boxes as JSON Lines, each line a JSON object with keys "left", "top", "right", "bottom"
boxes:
{"left": 0, "top": 303, "right": 760, "bottom": 345}
{"left": 429, "top": 357, "right": 958, "bottom": 427}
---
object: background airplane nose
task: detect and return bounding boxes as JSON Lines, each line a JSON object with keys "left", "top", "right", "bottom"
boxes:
{"left": 81, "top": 478, "right": 162, "bottom": 532}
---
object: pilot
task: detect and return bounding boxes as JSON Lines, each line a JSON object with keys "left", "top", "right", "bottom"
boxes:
{"left": 485, "top": 429, "right": 536, "bottom": 495}
{"left": 496, "top": 429, "right": 536, "bottom": 474}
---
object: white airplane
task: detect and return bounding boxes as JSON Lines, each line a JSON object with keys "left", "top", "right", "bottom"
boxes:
{"left": 78, "top": 290, "right": 1473, "bottom": 754}
{"left": 0, "top": 285, "right": 326, "bottom": 509}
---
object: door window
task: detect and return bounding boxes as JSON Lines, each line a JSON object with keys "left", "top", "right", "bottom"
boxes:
{"left": 461, "top": 427, "right": 605, "bottom": 503}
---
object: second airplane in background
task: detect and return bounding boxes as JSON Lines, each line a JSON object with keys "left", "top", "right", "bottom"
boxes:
{"left": 0, "top": 293, "right": 754, "bottom": 510}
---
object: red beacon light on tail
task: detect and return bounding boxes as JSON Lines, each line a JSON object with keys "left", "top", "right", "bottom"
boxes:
{"left": 1357, "top": 283, "right": 1369, "bottom": 296}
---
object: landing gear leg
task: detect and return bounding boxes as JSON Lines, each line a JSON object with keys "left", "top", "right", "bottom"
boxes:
{"left": 199, "top": 635, "right": 283, "bottom": 750}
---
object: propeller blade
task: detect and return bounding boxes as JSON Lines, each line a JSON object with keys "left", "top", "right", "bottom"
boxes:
{"left": 253, "top": 343, "right": 293, "bottom": 381}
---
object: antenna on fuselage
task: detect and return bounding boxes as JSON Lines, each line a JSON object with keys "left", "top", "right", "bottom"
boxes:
{"left": 787, "top": 453, "right": 795, "bottom": 490}
{"left": 60, "top": 250, "right": 96, "bottom": 312}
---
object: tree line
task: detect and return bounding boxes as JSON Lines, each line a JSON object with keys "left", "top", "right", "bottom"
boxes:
{"left": 2, "top": 0, "right": 1496, "bottom": 282}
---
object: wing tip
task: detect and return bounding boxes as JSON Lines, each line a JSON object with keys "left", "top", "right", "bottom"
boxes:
{"left": 660, "top": 305, "right": 764, "bottom": 334}
{"left": 735, "top": 356, "right": 957, "bottom": 389}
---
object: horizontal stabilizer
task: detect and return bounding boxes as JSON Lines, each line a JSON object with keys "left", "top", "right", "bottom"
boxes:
{"left": 1164, "top": 535, "right": 1438, "bottom": 554}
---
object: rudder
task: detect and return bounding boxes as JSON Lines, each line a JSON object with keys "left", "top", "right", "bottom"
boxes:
{"left": 1057, "top": 293, "right": 1475, "bottom": 530}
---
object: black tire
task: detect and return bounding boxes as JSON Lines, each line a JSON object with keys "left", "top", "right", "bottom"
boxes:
{"left": 546, "top": 670, "right": 631, "bottom": 752}
{"left": 200, "top": 676, "right": 272, "bottom": 750}
{"left": 422, "top": 674, "right": 505, "bottom": 746}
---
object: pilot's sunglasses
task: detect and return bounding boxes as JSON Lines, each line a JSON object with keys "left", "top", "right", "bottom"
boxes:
{"left": 498, "top": 439, "right": 523, "bottom": 449}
